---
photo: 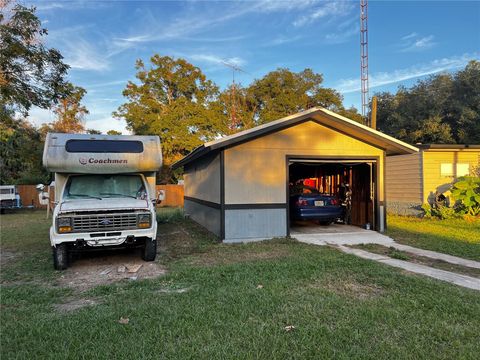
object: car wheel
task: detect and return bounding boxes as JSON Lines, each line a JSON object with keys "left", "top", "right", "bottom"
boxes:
{"left": 142, "top": 238, "right": 157, "bottom": 261}
{"left": 52, "top": 244, "right": 68, "bottom": 270}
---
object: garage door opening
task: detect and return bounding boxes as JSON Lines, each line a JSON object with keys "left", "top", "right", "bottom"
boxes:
{"left": 287, "top": 158, "right": 378, "bottom": 234}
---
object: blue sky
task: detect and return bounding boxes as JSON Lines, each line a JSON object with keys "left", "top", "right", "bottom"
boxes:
{"left": 28, "top": 0, "right": 480, "bottom": 133}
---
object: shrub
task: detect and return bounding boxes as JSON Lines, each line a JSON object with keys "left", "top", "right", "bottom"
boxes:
{"left": 451, "top": 176, "right": 480, "bottom": 216}
{"left": 421, "top": 203, "right": 458, "bottom": 219}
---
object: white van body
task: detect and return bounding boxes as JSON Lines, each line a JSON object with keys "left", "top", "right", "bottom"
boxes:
{"left": 43, "top": 133, "right": 162, "bottom": 269}
{"left": 0, "top": 185, "right": 19, "bottom": 211}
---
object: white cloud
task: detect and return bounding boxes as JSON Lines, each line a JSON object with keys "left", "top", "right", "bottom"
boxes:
{"left": 48, "top": 26, "right": 111, "bottom": 71}
{"left": 85, "top": 80, "right": 130, "bottom": 89}
{"left": 324, "top": 23, "right": 359, "bottom": 44}
{"left": 86, "top": 116, "right": 128, "bottom": 134}
{"left": 256, "top": 0, "right": 320, "bottom": 13}
{"left": 398, "top": 33, "right": 436, "bottom": 52}
{"left": 401, "top": 32, "right": 418, "bottom": 40}
{"left": 189, "top": 54, "right": 246, "bottom": 67}
{"left": 115, "top": 0, "right": 321, "bottom": 46}
{"left": 63, "top": 39, "right": 110, "bottom": 71}
{"left": 293, "top": 1, "right": 354, "bottom": 27}
{"left": 26, "top": 107, "right": 55, "bottom": 128}
{"left": 335, "top": 53, "right": 480, "bottom": 93}
{"left": 267, "top": 35, "right": 303, "bottom": 46}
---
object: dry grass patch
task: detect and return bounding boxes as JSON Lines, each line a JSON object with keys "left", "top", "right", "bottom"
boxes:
{"left": 314, "top": 275, "right": 385, "bottom": 300}
{"left": 54, "top": 298, "right": 100, "bottom": 313}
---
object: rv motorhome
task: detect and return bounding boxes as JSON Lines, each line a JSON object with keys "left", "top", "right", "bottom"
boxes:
{"left": 43, "top": 133, "right": 162, "bottom": 270}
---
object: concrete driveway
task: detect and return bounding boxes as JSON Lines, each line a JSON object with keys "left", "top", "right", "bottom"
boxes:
{"left": 291, "top": 223, "right": 395, "bottom": 246}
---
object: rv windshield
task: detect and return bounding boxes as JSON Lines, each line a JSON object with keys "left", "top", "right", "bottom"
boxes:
{"left": 64, "top": 175, "right": 147, "bottom": 200}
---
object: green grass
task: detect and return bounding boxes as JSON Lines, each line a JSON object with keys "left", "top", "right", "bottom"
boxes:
{"left": 354, "top": 244, "right": 480, "bottom": 278}
{"left": 387, "top": 215, "right": 480, "bottom": 261}
{"left": 156, "top": 206, "right": 185, "bottom": 223}
{"left": 1, "top": 210, "right": 480, "bottom": 359}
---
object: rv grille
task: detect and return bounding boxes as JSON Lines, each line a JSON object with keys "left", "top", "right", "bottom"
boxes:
{"left": 72, "top": 213, "right": 138, "bottom": 233}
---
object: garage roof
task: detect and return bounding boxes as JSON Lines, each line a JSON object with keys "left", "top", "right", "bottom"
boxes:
{"left": 173, "top": 107, "right": 419, "bottom": 168}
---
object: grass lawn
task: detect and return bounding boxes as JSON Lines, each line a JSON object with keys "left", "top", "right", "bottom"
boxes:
{"left": 1, "top": 210, "right": 480, "bottom": 359}
{"left": 387, "top": 214, "right": 480, "bottom": 261}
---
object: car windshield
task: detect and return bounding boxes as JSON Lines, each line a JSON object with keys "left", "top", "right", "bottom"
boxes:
{"left": 64, "top": 175, "right": 146, "bottom": 200}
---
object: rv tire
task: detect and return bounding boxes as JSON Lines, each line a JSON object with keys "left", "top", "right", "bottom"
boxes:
{"left": 53, "top": 244, "right": 68, "bottom": 270}
{"left": 142, "top": 238, "right": 156, "bottom": 261}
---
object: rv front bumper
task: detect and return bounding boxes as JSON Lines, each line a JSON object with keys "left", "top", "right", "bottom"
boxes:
{"left": 49, "top": 223, "right": 157, "bottom": 247}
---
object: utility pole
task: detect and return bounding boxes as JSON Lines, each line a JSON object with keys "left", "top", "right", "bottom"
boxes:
{"left": 360, "top": 0, "right": 370, "bottom": 126}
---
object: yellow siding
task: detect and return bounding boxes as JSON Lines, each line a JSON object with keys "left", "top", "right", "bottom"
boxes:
{"left": 422, "top": 150, "right": 480, "bottom": 203}
{"left": 385, "top": 153, "right": 422, "bottom": 203}
{"left": 224, "top": 120, "right": 384, "bottom": 204}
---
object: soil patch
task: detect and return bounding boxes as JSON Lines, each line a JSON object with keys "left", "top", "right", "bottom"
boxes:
{"left": 57, "top": 249, "right": 167, "bottom": 291}
{"left": 0, "top": 249, "right": 18, "bottom": 266}
{"left": 55, "top": 298, "right": 100, "bottom": 313}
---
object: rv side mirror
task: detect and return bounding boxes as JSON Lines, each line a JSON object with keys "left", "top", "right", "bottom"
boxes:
{"left": 157, "top": 190, "right": 165, "bottom": 203}
{"left": 35, "top": 184, "right": 45, "bottom": 192}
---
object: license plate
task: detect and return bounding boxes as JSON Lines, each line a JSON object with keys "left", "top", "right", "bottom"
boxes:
{"left": 314, "top": 200, "right": 324, "bottom": 206}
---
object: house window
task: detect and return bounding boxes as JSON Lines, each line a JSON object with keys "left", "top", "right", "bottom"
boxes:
{"left": 456, "top": 163, "right": 470, "bottom": 177}
{"left": 440, "top": 163, "right": 453, "bottom": 177}
{"left": 440, "top": 163, "right": 470, "bottom": 177}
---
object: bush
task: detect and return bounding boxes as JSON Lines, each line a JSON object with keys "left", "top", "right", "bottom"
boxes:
{"left": 421, "top": 203, "right": 458, "bottom": 219}
{"left": 451, "top": 176, "right": 480, "bottom": 216}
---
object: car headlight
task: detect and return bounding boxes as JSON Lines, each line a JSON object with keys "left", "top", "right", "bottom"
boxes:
{"left": 137, "top": 213, "right": 151, "bottom": 228}
{"left": 57, "top": 217, "right": 72, "bottom": 233}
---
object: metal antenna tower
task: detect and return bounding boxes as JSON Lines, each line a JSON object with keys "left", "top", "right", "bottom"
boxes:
{"left": 222, "top": 60, "right": 246, "bottom": 131}
{"left": 360, "top": 0, "right": 370, "bottom": 125}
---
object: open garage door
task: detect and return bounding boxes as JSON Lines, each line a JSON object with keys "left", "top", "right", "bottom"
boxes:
{"left": 287, "top": 158, "right": 378, "bottom": 233}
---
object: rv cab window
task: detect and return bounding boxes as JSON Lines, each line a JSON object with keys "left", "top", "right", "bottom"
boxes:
{"left": 64, "top": 175, "right": 147, "bottom": 200}
{"left": 65, "top": 140, "right": 143, "bottom": 153}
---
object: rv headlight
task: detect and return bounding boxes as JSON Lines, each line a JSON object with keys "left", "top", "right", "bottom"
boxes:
{"left": 57, "top": 217, "right": 72, "bottom": 233}
{"left": 137, "top": 213, "right": 151, "bottom": 228}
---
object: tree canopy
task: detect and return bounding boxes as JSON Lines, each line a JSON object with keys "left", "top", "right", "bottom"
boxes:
{"left": 0, "top": 2, "right": 70, "bottom": 115}
{"left": 376, "top": 60, "right": 480, "bottom": 144}
{"left": 114, "top": 55, "right": 225, "bottom": 167}
{"left": 219, "top": 68, "right": 363, "bottom": 132}
{"left": 48, "top": 84, "right": 88, "bottom": 133}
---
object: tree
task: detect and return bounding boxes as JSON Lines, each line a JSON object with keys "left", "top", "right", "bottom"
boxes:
{"left": 86, "top": 129, "right": 102, "bottom": 135}
{"left": 446, "top": 61, "right": 480, "bottom": 143}
{"left": 0, "top": 1, "right": 70, "bottom": 115}
{"left": 113, "top": 55, "right": 225, "bottom": 172}
{"left": 107, "top": 130, "right": 122, "bottom": 135}
{"left": 218, "top": 68, "right": 363, "bottom": 133}
{"left": 49, "top": 84, "right": 88, "bottom": 133}
{"left": 247, "top": 68, "right": 361, "bottom": 125}
{"left": 0, "top": 114, "right": 48, "bottom": 184}
{"left": 375, "top": 61, "right": 480, "bottom": 144}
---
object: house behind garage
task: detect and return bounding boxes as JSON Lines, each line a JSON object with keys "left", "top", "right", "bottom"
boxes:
{"left": 173, "top": 107, "right": 418, "bottom": 243}
{"left": 386, "top": 144, "right": 480, "bottom": 215}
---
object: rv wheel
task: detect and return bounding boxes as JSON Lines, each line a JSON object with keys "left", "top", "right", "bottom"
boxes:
{"left": 52, "top": 244, "right": 68, "bottom": 270}
{"left": 142, "top": 238, "right": 157, "bottom": 261}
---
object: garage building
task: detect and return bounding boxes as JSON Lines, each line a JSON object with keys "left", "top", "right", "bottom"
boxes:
{"left": 173, "top": 107, "right": 418, "bottom": 242}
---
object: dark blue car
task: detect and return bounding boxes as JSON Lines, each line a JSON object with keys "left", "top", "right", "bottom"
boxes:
{"left": 289, "top": 185, "right": 344, "bottom": 225}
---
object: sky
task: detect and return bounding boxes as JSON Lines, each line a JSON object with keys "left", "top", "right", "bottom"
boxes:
{"left": 25, "top": 0, "right": 480, "bottom": 134}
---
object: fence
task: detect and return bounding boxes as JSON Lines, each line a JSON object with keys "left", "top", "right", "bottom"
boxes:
{"left": 16, "top": 184, "right": 184, "bottom": 208}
